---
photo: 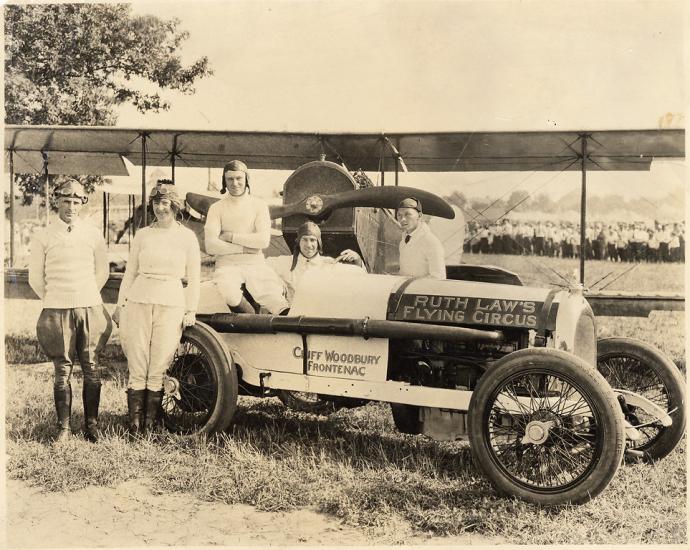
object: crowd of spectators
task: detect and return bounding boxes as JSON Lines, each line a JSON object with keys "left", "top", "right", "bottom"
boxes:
{"left": 464, "top": 219, "right": 685, "bottom": 263}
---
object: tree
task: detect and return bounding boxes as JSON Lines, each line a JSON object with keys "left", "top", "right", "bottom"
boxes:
{"left": 443, "top": 190, "right": 468, "bottom": 210}
{"left": 506, "top": 190, "right": 530, "bottom": 212}
{"left": 5, "top": 3, "right": 213, "bottom": 204}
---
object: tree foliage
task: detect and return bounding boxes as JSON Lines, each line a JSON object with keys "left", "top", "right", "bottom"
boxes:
{"left": 5, "top": 3, "right": 212, "bottom": 204}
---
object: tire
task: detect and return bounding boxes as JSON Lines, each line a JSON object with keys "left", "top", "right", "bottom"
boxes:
{"left": 390, "top": 403, "right": 422, "bottom": 434}
{"left": 161, "top": 322, "right": 238, "bottom": 436}
{"left": 597, "top": 337, "right": 686, "bottom": 461}
{"left": 468, "top": 348, "right": 625, "bottom": 505}
{"left": 277, "top": 391, "right": 337, "bottom": 415}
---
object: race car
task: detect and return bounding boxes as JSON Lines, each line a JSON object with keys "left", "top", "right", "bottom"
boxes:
{"left": 160, "top": 266, "right": 685, "bottom": 506}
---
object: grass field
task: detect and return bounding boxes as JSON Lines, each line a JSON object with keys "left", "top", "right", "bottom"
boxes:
{"left": 4, "top": 254, "right": 686, "bottom": 544}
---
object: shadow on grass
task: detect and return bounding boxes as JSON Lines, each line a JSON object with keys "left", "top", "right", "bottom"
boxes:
{"left": 221, "top": 400, "right": 477, "bottom": 480}
{"left": 6, "top": 335, "right": 126, "bottom": 368}
{"left": 8, "top": 406, "right": 130, "bottom": 444}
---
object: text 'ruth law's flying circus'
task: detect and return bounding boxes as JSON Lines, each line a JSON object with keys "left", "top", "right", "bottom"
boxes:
{"left": 397, "top": 295, "right": 539, "bottom": 327}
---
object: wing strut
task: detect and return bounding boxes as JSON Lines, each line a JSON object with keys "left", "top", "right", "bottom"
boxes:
{"left": 41, "top": 151, "right": 50, "bottom": 226}
{"left": 384, "top": 136, "right": 409, "bottom": 186}
{"left": 579, "top": 134, "right": 589, "bottom": 285}
{"left": 8, "top": 150, "right": 15, "bottom": 266}
{"left": 139, "top": 131, "right": 150, "bottom": 229}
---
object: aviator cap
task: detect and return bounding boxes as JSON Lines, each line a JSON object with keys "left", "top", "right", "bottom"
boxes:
{"left": 396, "top": 197, "right": 422, "bottom": 215}
{"left": 221, "top": 160, "right": 251, "bottom": 194}
{"left": 149, "top": 180, "right": 184, "bottom": 211}
{"left": 291, "top": 221, "right": 323, "bottom": 270}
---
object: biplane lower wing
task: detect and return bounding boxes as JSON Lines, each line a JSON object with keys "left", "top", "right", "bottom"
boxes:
{"left": 584, "top": 291, "right": 685, "bottom": 317}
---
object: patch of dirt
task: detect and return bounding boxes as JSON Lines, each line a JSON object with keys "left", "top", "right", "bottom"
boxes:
{"left": 6, "top": 478, "right": 505, "bottom": 547}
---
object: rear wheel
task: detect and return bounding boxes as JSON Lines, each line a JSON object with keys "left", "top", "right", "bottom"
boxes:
{"left": 162, "top": 322, "right": 238, "bottom": 436}
{"left": 597, "top": 337, "right": 686, "bottom": 461}
{"left": 468, "top": 348, "right": 625, "bottom": 505}
{"left": 390, "top": 403, "right": 422, "bottom": 434}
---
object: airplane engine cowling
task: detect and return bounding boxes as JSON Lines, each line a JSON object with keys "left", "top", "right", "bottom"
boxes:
{"left": 281, "top": 160, "right": 362, "bottom": 256}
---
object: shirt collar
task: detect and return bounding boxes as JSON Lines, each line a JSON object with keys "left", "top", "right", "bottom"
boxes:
{"left": 296, "top": 253, "right": 324, "bottom": 266}
{"left": 53, "top": 217, "right": 79, "bottom": 233}
{"left": 403, "top": 222, "right": 427, "bottom": 242}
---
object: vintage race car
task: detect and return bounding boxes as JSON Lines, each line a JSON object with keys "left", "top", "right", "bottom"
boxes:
{"left": 161, "top": 267, "right": 685, "bottom": 506}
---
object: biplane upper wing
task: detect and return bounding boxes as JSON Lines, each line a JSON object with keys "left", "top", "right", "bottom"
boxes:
{"left": 5, "top": 125, "right": 684, "bottom": 174}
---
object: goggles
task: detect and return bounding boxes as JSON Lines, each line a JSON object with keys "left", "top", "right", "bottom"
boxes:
{"left": 55, "top": 181, "right": 88, "bottom": 204}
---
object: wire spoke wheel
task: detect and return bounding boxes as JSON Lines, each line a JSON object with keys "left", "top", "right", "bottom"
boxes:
{"left": 161, "top": 323, "right": 238, "bottom": 436}
{"left": 597, "top": 337, "right": 686, "bottom": 461}
{"left": 469, "top": 348, "right": 625, "bottom": 505}
{"left": 163, "top": 343, "right": 216, "bottom": 433}
{"left": 487, "top": 373, "right": 599, "bottom": 491}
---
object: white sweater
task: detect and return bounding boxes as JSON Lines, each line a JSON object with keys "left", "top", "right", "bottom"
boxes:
{"left": 117, "top": 223, "right": 201, "bottom": 310}
{"left": 28, "top": 218, "right": 108, "bottom": 309}
{"left": 398, "top": 222, "right": 446, "bottom": 279}
{"left": 204, "top": 194, "right": 272, "bottom": 268}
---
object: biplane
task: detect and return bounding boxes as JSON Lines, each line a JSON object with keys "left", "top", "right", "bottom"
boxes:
{"left": 4, "top": 124, "right": 686, "bottom": 505}
{"left": 4, "top": 124, "right": 685, "bottom": 317}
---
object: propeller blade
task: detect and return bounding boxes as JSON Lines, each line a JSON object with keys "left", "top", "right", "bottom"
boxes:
{"left": 271, "top": 186, "right": 455, "bottom": 220}
{"left": 186, "top": 193, "right": 219, "bottom": 217}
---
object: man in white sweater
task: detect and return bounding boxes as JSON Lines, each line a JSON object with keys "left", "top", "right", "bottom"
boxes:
{"left": 28, "top": 180, "right": 112, "bottom": 443}
{"left": 396, "top": 197, "right": 446, "bottom": 279}
{"left": 205, "top": 160, "right": 289, "bottom": 314}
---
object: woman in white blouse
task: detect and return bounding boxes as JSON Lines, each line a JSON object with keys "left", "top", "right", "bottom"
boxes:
{"left": 267, "top": 221, "right": 363, "bottom": 304}
{"left": 114, "top": 181, "right": 200, "bottom": 436}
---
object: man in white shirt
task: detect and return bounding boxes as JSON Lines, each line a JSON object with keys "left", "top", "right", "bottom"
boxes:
{"left": 630, "top": 221, "right": 650, "bottom": 262}
{"left": 396, "top": 197, "right": 446, "bottom": 279}
{"left": 658, "top": 224, "right": 671, "bottom": 262}
{"left": 28, "top": 180, "right": 112, "bottom": 443}
{"left": 205, "top": 160, "right": 289, "bottom": 314}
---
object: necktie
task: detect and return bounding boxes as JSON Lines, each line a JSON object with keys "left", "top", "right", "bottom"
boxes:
{"left": 404, "top": 235, "right": 411, "bottom": 244}
{"left": 67, "top": 225, "right": 73, "bottom": 233}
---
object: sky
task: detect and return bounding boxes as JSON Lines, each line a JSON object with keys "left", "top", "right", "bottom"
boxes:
{"left": 113, "top": 0, "right": 686, "bottom": 206}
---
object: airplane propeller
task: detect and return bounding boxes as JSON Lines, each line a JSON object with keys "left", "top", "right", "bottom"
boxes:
{"left": 270, "top": 186, "right": 455, "bottom": 220}
{"left": 186, "top": 185, "right": 455, "bottom": 221}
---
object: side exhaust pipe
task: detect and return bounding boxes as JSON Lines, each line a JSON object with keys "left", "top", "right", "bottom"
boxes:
{"left": 197, "top": 313, "right": 504, "bottom": 343}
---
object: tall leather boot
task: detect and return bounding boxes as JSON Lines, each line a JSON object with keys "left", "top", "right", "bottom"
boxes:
{"left": 144, "top": 389, "right": 164, "bottom": 435}
{"left": 127, "top": 389, "right": 146, "bottom": 438}
{"left": 83, "top": 383, "right": 101, "bottom": 443}
{"left": 230, "top": 296, "right": 255, "bottom": 314}
{"left": 54, "top": 385, "right": 72, "bottom": 443}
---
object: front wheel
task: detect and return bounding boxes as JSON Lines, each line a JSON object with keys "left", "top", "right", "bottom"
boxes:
{"left": 161, "top": 322, "right": 238, "bottom": 436}
{"left": 597, "top": 337, "right": 686, "bottom": 461}
{"left": 468, "top": 348, "right": 625, "bottom": 505}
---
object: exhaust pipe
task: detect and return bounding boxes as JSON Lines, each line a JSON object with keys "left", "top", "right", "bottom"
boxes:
{"left": 196, "top": 313, "right": 504, "bottom": 343}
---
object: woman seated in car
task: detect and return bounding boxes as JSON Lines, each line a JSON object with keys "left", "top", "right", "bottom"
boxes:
{"left": 267, "top": 221, "right": 365, "bottom": 304}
